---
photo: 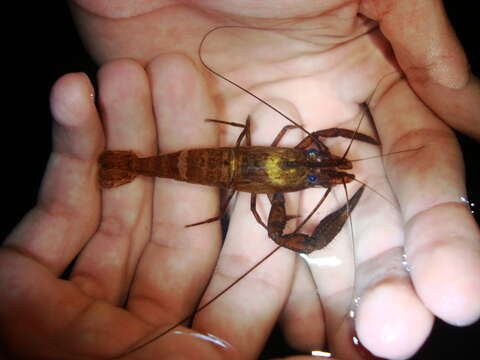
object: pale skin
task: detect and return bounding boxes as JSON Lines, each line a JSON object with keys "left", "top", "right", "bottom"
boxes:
{"left": 1, "top": 1, "right": 479, "bottom": 359}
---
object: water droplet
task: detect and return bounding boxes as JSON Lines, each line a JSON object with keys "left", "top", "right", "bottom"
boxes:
{"left": 460, "top": 196, "right": 476, "bottom": 214}
{"left": 311, "top": 349, "right": 332, "bottom": 357}
{"left": 349, "top": 309, "right": 355, "bottom": 319}
{"left": 402, "top": 253, "right": 411, "bottom": 272}
{"left": 300, "top": 253, "right": 342, "bottom": 267}
{"left": 352, "top": 335, "right": 360, "bottom": 345}
{"left": 173, "top": 330, "right": 232, "bottom": 349}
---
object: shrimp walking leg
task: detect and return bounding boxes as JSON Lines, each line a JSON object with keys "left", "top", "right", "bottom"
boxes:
{"left": 186, "top": 117, "right": 252, "bottom": 227}
{"left": 205, "top": 117, "right": 252, "bottom": 146}
{"left": 185, "top": 189, "right": 237, "bottom": 227}
{"left": 270, "top": 124, "right": 379, "bottom": 151}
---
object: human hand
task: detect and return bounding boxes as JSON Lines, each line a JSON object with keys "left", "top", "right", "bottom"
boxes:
{"left": 69, "top": 1, "right": 480, "bottom": 358}
{"left": 1, "top": 57, "right": 264, "bottom": 359}
{"left": 2, "top": 1, "right": 478, "bottom": 359}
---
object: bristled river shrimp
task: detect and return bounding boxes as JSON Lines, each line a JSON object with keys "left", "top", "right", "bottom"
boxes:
{"left": 99, "top": 118, "right": 377, "bottom": 254}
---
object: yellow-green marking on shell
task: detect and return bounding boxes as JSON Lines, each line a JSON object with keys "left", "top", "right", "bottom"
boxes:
{"left": 264, "top": 156, "right": 296, "bottom": 185}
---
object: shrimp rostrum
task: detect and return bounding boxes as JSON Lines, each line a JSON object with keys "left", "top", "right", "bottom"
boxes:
{"left": 99, "top": 117, "right": 378, "bottom": 254}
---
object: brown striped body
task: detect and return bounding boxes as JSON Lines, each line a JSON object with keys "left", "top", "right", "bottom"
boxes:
{"left": 98, "top": 147, "right": 354, "bottom": 193}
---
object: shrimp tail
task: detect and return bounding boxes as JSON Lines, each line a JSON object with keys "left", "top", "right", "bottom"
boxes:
{"left": 98, "top": 150, "right": 138, "bottom": 188}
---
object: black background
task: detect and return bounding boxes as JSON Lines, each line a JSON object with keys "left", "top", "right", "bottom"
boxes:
{"left": 2, "top": 1, "right": 479, "bottom": 359}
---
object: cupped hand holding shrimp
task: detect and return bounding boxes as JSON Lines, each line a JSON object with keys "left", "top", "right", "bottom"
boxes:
{"left": 70, "top": 0, "right": 480, "bottom": 358}
{"left": 0, "top": 1, "right": 479, "bottom": 359}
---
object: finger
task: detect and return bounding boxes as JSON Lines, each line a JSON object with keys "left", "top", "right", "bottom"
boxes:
{"left": 194, "top": 192, "right": 297, "bottom": 358}
{"left": 126, "top": 54, "right": 222, "bottom": 328}
{"left": 360, "top": 0, "right": 480, "bottom": 138}
{"left": 377, "top": 79, "right": 480, "bottom": 324}
{"left": 350, "top": 79, "right": 438, "bottom": 360}
{"left": 279, "top": 259, "right": 325, "bottom": 352}
{"left": 5, "top": 73, "right": 103, "bottom": 274}
{"left": 307, "top": 77, "right": 434, "bottom": 359}
{"left": 303, "top": 192, "right": 368, "bottom": 360}
{"left": 361, "top": 79, "right": 480, "bottom": 357}
{"left": 350, "top": 122, "right": 432, "bottom": 360}
{"left": 70, "top": 59, "right": 156, "bottom": 304}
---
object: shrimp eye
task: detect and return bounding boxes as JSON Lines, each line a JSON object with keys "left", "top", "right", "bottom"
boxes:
{"left": 307, "top": 174, "right": 317, "bottom": 183}
{"left": 307, "top": 148, "right": 320, "bottom": 160}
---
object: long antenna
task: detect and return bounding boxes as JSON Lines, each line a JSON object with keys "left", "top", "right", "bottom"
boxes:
{"left": 341, "top": 70, "right": 403, "bottom": 161}
{"left": 198, "top": 26, "right": 324, "bottom": 149}
{"left": 116, "top": 245, "right": 282, "bottom": 358}
{"left": 349, "top": 146, "right": 424, "bottom": 162}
